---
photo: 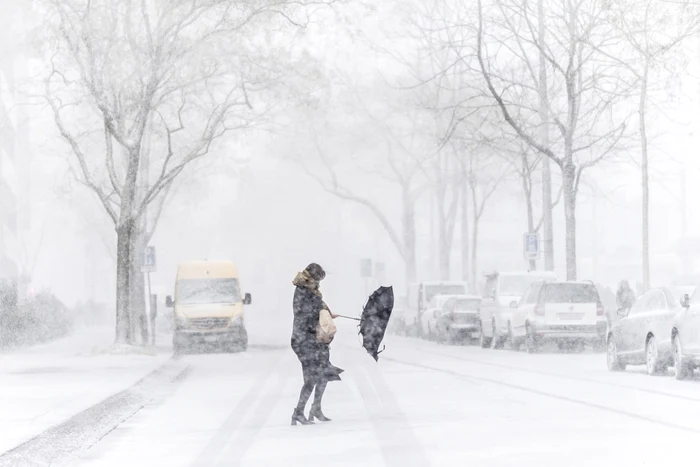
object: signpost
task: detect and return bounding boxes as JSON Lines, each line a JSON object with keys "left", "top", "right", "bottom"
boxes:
{"left": 523, "top": 233, "right": 540, "bottom": 266}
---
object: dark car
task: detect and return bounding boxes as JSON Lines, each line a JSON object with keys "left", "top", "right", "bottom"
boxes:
{"left": 607, "top": 287, "right": 689, "bottom": 375}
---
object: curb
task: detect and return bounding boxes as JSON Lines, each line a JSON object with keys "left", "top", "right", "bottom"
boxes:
{"left": 0, "top": 355, "right": 189, "bottom": 467}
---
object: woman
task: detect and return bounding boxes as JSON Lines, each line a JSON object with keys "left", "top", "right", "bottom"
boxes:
{"left": 291, "top": 263, "right": 343, "bottom": 426}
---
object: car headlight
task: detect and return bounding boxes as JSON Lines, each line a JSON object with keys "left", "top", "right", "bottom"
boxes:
{"left": 174, "top": 315, "right": 188, "bottom": 329}
{"left": 230, "top": 316, "right": 243, "bottom": 327}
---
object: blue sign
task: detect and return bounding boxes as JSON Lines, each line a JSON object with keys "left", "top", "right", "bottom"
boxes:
{"left": 523, "top": 233, "right": 540, "bottom": 260}
{"left": 142, "top": 246, "right": 156, "bottom": 271}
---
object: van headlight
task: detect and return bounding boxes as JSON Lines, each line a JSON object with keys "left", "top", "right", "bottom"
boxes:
{"left": 230, "top": 316, "right": 243, "bottom": 328}
{"left": 174, "top": 315, "right": 188, "bottom": 329}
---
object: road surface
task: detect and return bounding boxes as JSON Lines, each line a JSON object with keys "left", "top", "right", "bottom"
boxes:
{"left": 48, "top": 326, "right": 700, "bottom": 467}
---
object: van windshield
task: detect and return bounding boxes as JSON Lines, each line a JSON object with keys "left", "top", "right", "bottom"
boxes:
{"left": 177, "top": 278, "right": 240, "bottom": 305}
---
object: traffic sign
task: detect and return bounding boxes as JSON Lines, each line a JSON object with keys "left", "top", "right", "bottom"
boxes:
{"left": 523, "top": 233, "right": 540, "bottom": 260}
{"left": 375, "top": 262, "right": 386, "bottom": 282}
{"left": 360, "top": 258, "right": 372, "bottom": 278}
{"left": 142, "top": 246, "right": 156, "bottom": 272}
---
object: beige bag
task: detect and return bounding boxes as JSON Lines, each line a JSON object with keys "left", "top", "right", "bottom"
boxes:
{"left": 316, "top": 308, "right": 337, "bottom": 344}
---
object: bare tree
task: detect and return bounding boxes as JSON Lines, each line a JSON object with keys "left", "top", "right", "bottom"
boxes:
{"left": 40, "top": 0, "right": 333, "bottom": 343}
{"left": 474, "top": 0, "right": 634, "bottom": 279}
{"left": 300, "top": 102, "right": 430, "bottom": 286}
{"left": 463, "top": 149, "right": 506, "bottom": 292}
{"left": 599, "top": 0, "right": 700, "bottom": 289}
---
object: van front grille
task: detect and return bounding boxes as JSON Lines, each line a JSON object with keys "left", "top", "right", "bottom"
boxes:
{"left": 189, "top": 317, "right": 230, "bottom": 329}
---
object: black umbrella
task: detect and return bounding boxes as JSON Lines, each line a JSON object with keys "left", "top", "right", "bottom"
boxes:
{"left": 338, "top": 286, "right": 394, "bottom": 361}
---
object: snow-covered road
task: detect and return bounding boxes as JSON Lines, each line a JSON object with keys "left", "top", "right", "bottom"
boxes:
{"left": 58, "top": 327, "right": 700, "bottom": 467}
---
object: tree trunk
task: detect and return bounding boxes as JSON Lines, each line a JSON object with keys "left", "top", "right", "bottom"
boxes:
{"left": 470, "top": 214, "right": 480, "bottom": 294}
{"left": 461, "top": 179, "right": 469, "bottom": 283}
{"left": 522, "top": 154, "right": 536, "bottom": 271}
{"left": 129, "top": 227, "right": 148, "bottom": 345}
{"left": 640, "top": 61, "right": 650, "bottom": 290}
{"left": 538, "top": 0, "right": 554, "bottom": 272}
{"left": 562, "top": 163, "right": 577, "bottom": 281}
{"left": 115, "top": 221, "right": 133, "bottom": 344}
{"left": 402, "top": 187, "right": 417, "bottom": 286}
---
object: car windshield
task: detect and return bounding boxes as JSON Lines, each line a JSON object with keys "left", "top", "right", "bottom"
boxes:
{"left": 499, "top": 275, "right": 551, "bottom": 296}
{"left": 426, "top": 285, "right": 466, "bottom": 303}
{"left": 544, "top": 283, "right": 599, "bottom": 303}
{"left": 454, "top": 299, "right": 481, "bottom": 311}
{"left": 177, "top": 278, "right": 240, "bottom": 305}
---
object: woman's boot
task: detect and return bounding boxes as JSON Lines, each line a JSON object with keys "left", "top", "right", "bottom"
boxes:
{"left": 291, "top": 408, "right": 314, "bottom": 426}
{"left": 308, "top": 405, "right": 331, "bottom": 422}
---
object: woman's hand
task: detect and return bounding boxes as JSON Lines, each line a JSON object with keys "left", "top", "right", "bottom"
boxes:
{"left": 330, "top": 312, "right": 339, "bottom": 319}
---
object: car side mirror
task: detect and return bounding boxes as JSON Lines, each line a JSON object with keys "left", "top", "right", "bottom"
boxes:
{"left": 165, "top": 295, "right": 174, "bottom": 308}
{"left": 617, "top": 307, "right": 628, "bottom": 317}
{"left": 681, "top": 294, "right": 690, "bottom": 309}
{"left": 243, "top": 293, "right": 252, "bottom": 305}
{"left": 509, "top": 301, "right": 518, "bottom": 309}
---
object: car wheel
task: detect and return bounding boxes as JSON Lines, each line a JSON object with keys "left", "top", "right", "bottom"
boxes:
{"left": 673, "top": 334, "right": 692, "bottom": 381}
{"left": 492, "top": 320, "right": 505, "bottom": 349}
{"left": 525, "top": 324, "right": 539, "bottom": 354}
{"left": 508, "top": 323, "right": 521, "bottom": 351}
{"left": 479, "top": 321, "right": 492, "bottom": 348}
{"left": 606, "top": 336, "right": 625, "bottom": 371}
{"left": 645, "top": 335, "right": 663, "bottom": 376}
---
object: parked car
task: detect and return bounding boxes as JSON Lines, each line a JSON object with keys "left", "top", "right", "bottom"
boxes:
{"left": 479, "top": 271, "right": 557, "bottom": 349}
{"left": 510, "top": 281, "right": 606, "bottom": 353}
{"left": 420, "top": 295, "right": 454, "bottom": 341}
{"left": 606, "top": 287, "right": 689, "bottom": 374}
{"left": 671, "top": 285, "right": 700, "bottom": 380}
{"left": 434, "top": 295, "right": 482, "bottom": 344}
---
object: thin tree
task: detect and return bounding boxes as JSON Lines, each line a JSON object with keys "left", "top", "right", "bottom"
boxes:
{"left": 597, "top": 0, "right": 699, "bottom": 290}
{"left": 41, "top": 0, "right": 333, "bottom": 343}
{"left": 474, "top": 0, "right": 634, "bottom": 279}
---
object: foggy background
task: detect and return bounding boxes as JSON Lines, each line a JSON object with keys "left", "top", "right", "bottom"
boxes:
{"left": 2, "top": 0, "right": 700, "bottom": 341}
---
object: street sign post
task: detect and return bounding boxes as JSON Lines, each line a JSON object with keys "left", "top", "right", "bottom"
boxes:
{"left": 142, "top": 246, "right": 156, "bottom": 273}
{"left": 523, "top": 233, "right": 540, "bottom": 261}
{"left": 375, "top": 261, "right": 386, "bottom": 283}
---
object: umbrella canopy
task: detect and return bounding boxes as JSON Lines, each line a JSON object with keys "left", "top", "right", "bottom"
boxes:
{"left": 359, "top": 286, "right": 394, "bottom": 361}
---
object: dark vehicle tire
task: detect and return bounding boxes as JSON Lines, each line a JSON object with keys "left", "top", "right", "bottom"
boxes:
{"left": 606, "top": 336, "right": 626, "bottom": 372}
{"left": 525, "top": 324, "right": 539, "bottom": 354}
{"left": 479, "top": 321, "right": 492, "bottom": 348}
{"left": 508, "top": 323, "right": 521, "bottom": 351}
{"left": 645, "top": 335, "right": 663, "bottom": 376}
{"left": 673, "top": 334, "right": 692, "bottom": 381}
{"left": 492, "top": 320, "right": 505, "bottom": 349}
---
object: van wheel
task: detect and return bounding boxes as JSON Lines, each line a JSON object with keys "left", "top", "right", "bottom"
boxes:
{"left": 508, "top": 323, "right": 521, "bottom": 351}
{"left": 479, "top": 321, "right": 492, "bottom": 348}
{"left": 492, "top": 320, "right": 505, "bottom": 349}
{"left": 525, "top": 324, "right": 539, "bottom": 354}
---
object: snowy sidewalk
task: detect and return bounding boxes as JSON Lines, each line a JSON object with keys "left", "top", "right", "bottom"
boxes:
{"left": 0, "top": 326, "right": 172, "bottom": 455}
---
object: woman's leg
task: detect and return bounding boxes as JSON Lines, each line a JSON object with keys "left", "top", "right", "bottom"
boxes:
{"left": 296, "top": 379, "right": 314, "bottom": 412}
{"left": 312, "top": 381, "right": 327, "bottom": 410}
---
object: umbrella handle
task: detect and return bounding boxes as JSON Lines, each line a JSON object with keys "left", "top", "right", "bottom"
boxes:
{"left": 336, "top": 314, "right": 361, "bottom": 321}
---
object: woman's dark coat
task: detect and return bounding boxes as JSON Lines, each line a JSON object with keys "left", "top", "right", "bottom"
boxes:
{"left": 291, "top": 281, "right": 343, "bottom": 384}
